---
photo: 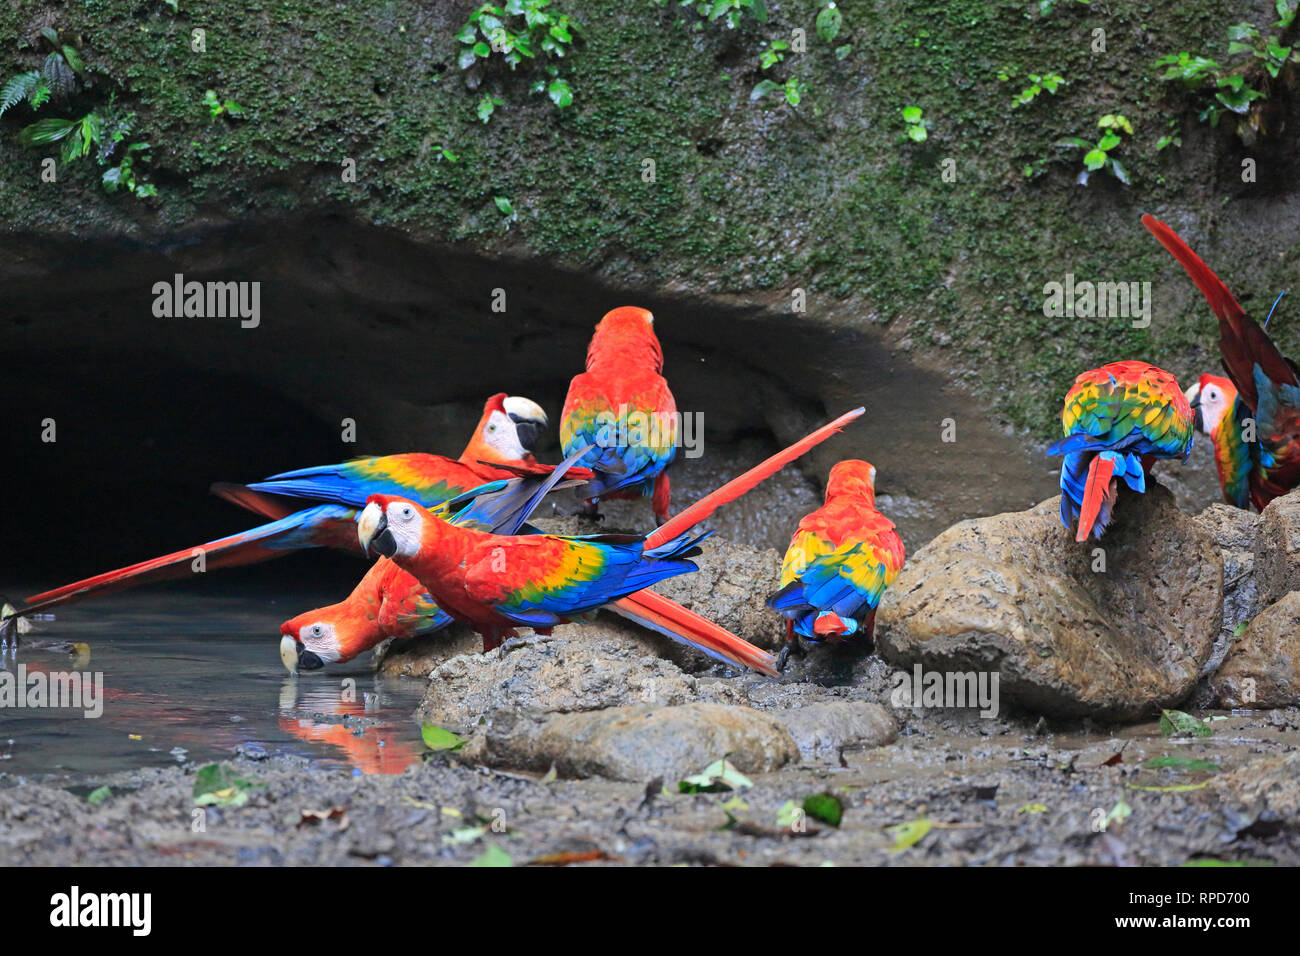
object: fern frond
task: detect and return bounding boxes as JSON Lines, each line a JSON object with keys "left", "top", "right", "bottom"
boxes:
{"left": 28, "top": 79, "right": 50, "bottom": 109}
{"left": 0, "top": 71, "right": 40, "bottom": 117}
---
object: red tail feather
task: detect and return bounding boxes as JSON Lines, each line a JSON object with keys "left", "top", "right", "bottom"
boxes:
{"left": 645, "top": 406, "right": 865, "bottom": 550}
{"left": 210, "top": 482, "right": 299, "bottom": 520}
{"left": 813, "top": 611, "right": 849, "bottom": 637}
{"left": 610, "top": 590, "right": 778, "bottom": 676}
{"left": 1077, "top": 455, "right": 1115, "bottom": 543}
{"left": 1142, "top": 214, "right": 1296, "bottom": 407}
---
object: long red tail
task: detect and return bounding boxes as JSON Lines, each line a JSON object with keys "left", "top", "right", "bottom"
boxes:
{"left": 13, "top": 506, "right": 357, "bottom": 617}
{"left": 1076, "top": 455, "right": 1116, "bottom": 543}
{"left": 609, "top": 590, "right": 778, "bottom": 676}
{"left": 645, "top": 406, "right": 865, "bottom": 551}
{"left": 1142, "top": 213, "right": 1296, "bottom": 407}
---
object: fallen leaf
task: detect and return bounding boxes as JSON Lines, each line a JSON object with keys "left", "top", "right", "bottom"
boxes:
{"left": 1160, "top": 709, "right": 1213, "bottom": 738}
{"left": 528, "top": 849, "right": 619, "bottom": 866}
{"left": 679, "top": 756, "right": 753, "bottom": 794}
{"left": 469, "top": 845, "right": 513, "bottom": 867}
{"left": 886, "top": 817, "right": 932, "bottom": 852}
{"left": 87, "top": 785, "right": 111, "bottom": 806}
{"left": 803, "top": 792, "right": 843, "bottom": 828}
{"left": 421, "top": 724, "right": 466, "bottom": 751}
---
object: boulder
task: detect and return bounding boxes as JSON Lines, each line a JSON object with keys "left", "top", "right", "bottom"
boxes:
{"left": 460, "top": 702, "right": 798, "bottom": 782}
{"left": 1254, "top": 490, "right": 1300, "bottom": 607}
{"left": 773, "top": 701, "right": 897, "bottom": 761}
{"left": 1210, "top": 591, "right": 1300, "bottom": 709}
{"left": 876, "top": 485, "right": 1222, "bottom": 720}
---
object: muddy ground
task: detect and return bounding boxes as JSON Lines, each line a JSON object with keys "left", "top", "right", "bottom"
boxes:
{"left": 2, "top": 666, "right": 1296, "bottom": 867}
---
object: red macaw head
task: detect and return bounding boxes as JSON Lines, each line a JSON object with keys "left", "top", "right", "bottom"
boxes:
{"left": 1185, "top": 374, "right": 1237, "bottom": 437}
{"left": 357, "top": 495, "right": 437, "bottom": 561}
{"left": 279, "top": 601, "right": 376, "bottom": 673}
{"left": 461, "top": 393, "right": 549, "bottom": 465}
{"left": 587, "top": 306, "right": 664, "bottom": 372}
{"left": 825, "top": 458, "right": 878, "bottom": 505}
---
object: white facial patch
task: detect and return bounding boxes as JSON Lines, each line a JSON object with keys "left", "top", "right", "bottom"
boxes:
{"left": 299, "top": 621, "right": 341, "bottom": 663}
{"left": 384, "top": 501, "right": 424, "bottom": 558}
{"left": 481, "top": 408, "right": 530, "bottom": 461}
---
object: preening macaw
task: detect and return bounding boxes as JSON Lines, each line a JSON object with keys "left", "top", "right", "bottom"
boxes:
{"left": 1143, "top": 213, "right": 1300, "bottom": 510}
{"left": 1047, "top": 361, "right": 1194, "bottom": 541}
{"left": 766, "top": 460, "right": 905, "bottom": 670}
{"left": 561, "top": 306, "right": 678, "bottom": 523}
{"left": 356, "top": 408, "right": 865, "bottom": 665}
{"left": 7, "top": 394, "right": 552, "bottom": 619}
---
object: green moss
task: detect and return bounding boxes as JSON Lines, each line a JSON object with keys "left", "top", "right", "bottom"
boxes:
{"left": 0, "top": 0, "right": 1281, "bottom": 437}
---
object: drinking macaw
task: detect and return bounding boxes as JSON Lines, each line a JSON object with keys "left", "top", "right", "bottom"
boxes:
{"left": 357, "top": 407, "right": 865, "bottom": 658}
{"left": 766, "top": 460, "right": 905, "bottom": 670}
{"left": 1047, "top": 361, "right": 1194, "bottom": 541}
{"left": 560, "top": 306, "right": 677, "bottom": 523}
{"left": 279, "top": 559, "right": 779, "bottom": 675}
{"left": 6, "top": 394, "right": 552, "bottom": 619}
{"left": 1143, "top": 213, "right": 1300, "bottom": 510}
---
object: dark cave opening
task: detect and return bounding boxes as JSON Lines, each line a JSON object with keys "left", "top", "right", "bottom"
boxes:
{"left": 0, "top": 216, "right": 1054, "bottom": 595}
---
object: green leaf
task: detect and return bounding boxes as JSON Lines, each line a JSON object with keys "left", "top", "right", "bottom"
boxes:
{"left": 886, "top": 817, "right": 931, "bottom": 852}
{"left": 1082, "top": 148, "right": 1108, "bottom": 171}
{"left": 61, "top": 46, "right": 83, "bottom": 73}
{"left": 1097, "top": 131, "right": 1121, "bottom": 151}
{"left": 459, "top": 47, "right": 479, "bottom": 69}
{"left": 679, "top": 756, "right": 753, "bottom": 793}
{"left": 421, "top": 724, "right": 466, "bottom": 751}
{"left": 1159, "top": 709, "right": 1214, "bottom": 737}
{"left": 835, "top": 44, "right": 852, "bottom": 60}
{"left": 40, "top": 27, "right": 59, "bottom": 46}
{"left": 477, "top": 93, "right": 498, "bottom": 122}
{"left": 469, "top": 844, "right": 514, "bottom": 867}
{"left": 87, "top": 785, "right": 112, "bottom": 805}
{"left": 1227, "top": 22, "right": 1260, "bottom": 42}
{"left": 750, "top": 79, "right": 781, "bottom": 100}
{"left": 493, "top": 195, "right": 514, "bottom": 215}
{"left": 816, "top": 4, "right": 843, "bottom": 43}
{"left": 775, "top": 800, "right": 801, "bottom": 828}
{"left": 902, "top": 105, "right": 923, "bottom": 123}
{"left": 547, "top": 77, "right": 572, "bottom": 107}
{"left": 1128, "top": 781, "right": 1211, "bottom": 793}
{"left": 192, "top": 762, "right": 265, "bottom": 807}
{"left": 803, "top": 792, "right": 843, "bottom": 827}
{"left": 1279, "top": 0, "right": 1297, "bottom": 28}
{"left": 0, "top": 72, "right": 40, "bottom": 117}
{"left": 16, "top": 117, "right": 78, "bottom": 146}
{"left": 906, "top": 124, "right": 928, "bottom": 142}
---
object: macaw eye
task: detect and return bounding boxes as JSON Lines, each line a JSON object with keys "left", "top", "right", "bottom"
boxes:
{"left": 1207, "top": 388, "right": 1218, "bottom": 401}
{"left": 311, "top": 624, "right": 322, "bottom": 637}
{"left": 488, "top": 424, "right": 497, "bottom": 432}
{"left": 401, "top": 505, "right": 413, "bottom": 519}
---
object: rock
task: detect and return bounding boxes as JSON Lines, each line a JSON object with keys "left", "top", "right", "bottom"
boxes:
{"left": 876, "top": 485, "right": 1222, "bottom": 720}
{"left": 414, "top": 628, "right": 707, "bottom": 732}
{"left": 374, "top": 625, "right": 482, "bottom": 677}
{"left": 1192, "top": 503, "right": 1261, "bottom": 645}
{"left": 1207, "top": 750, "right": 1300, "bottom": 822}
{"left": 460, "top": 702, "right": 798, "bottom": 782}
{"left": 650, "top": 536, "right": 788, "bottom": 651}
{"left": 1210, "top": 591, "right": 1300, "bottom": 708}
{"left": 773, "top": 701, "right": 897, "bottom": 761}
{"left": 1254, "top": 490, "right": 1300, "bottom": 607}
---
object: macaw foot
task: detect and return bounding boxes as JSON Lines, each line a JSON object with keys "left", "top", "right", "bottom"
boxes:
{"left": 775, "top": 635, "right": 813, "bottom": 673}
{"left": 498, "top": 633, "right": 554, "bottom": 657}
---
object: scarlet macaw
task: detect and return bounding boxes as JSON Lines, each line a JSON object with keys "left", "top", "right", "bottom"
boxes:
{"left": 1047, "top": 361, "right": 1194, "bottom": 541}
{"left": 6, "top": 394, "right": 551, "bottom": 621}
{"left": 1143, "top": 214, "right": 1300, "bottom": 510}
{"left": 560, "top": 306, "right": 677, "bottom": 522}
{"left": 279, "top": 558, "right": 779, "bottom": 675}
{"left": 356, "top": 408, "right": 865, "bottom": 658}
{"left": 766, "top": 460, "right": 905, "bottom": 670}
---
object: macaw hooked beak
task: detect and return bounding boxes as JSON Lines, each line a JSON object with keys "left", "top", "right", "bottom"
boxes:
{"left": 279, "top": 634, "right": 324, "bottom": 675}
{"left": 357, "top": 502, "right": 397, "bottom": 558}
{"left": 504, "top": 396, "right": 548, "bottom": 453}
{"left": 1186, "top": 386, "right": 1203, "bottom": 432}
